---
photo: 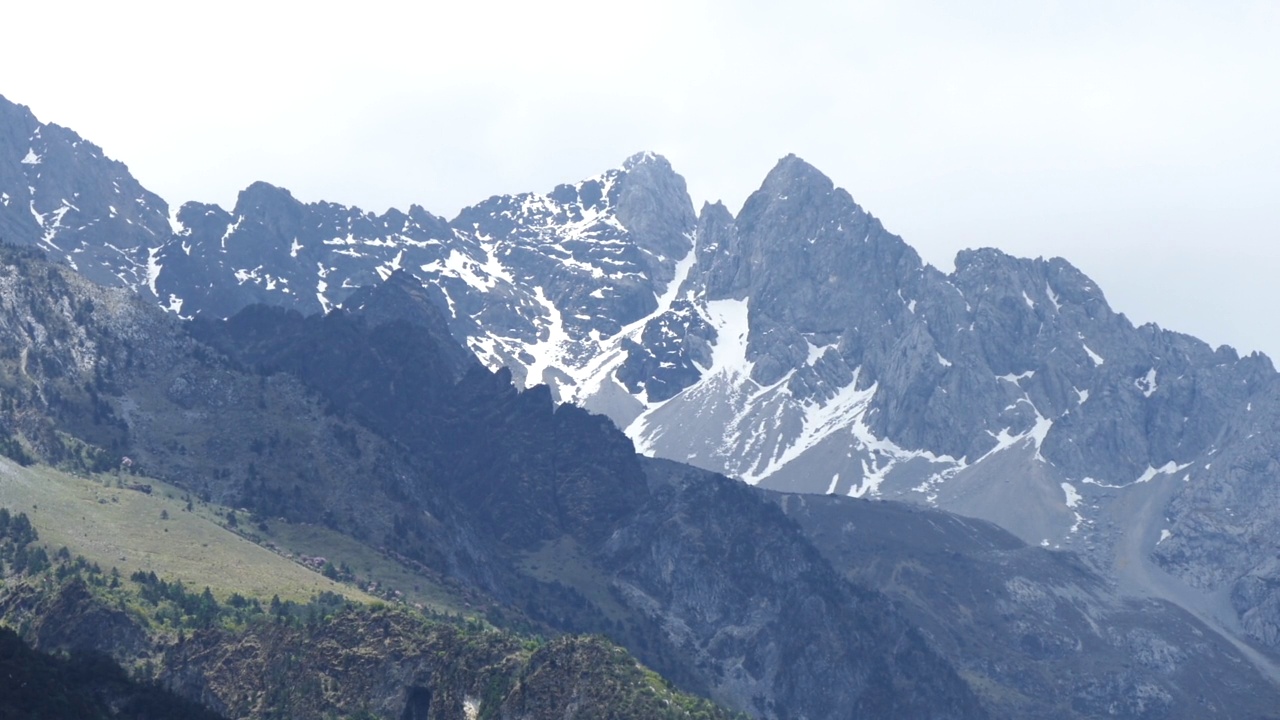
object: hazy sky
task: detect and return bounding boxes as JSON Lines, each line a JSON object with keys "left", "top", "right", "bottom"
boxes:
{"left": 4, "top": 1, "right": 1278, "bottom": 358}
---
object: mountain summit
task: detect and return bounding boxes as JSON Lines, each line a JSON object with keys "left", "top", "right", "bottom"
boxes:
{"left": 0, "top": 95, "right": 170, "bottom": 289}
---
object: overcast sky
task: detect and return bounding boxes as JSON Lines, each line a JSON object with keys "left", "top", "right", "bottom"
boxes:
{"left": 4, "top": 1, "right": 1278, "bottom": 358}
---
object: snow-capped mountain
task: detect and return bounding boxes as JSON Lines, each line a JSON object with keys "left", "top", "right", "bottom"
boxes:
{"left": 0, "top": 97, "right": 170, "bottom": 289}
{"left": 154, "top": 151, "right": 697, "bottom": 397}
{"left": 5, "top": 92, "right": 1280, "bottom": 667}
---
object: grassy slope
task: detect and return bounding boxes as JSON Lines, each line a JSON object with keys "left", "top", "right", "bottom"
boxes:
{"left": 260, "top": 520, "right": 473, "bottom": 615}
{"left": 0, "top": 458, "right": 372, "bottom": 604}
{"left": 0, "top": 460, "right": 742, "bottom": 720}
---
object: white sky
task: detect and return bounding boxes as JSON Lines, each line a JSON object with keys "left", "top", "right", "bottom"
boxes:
{"left": 4, "top": 1, "right": 1278, "bottom": 358}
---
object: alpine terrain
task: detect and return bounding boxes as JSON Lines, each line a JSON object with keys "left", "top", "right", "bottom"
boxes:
{"left": 2, "top": 92, "right": 1280, "bottom": 718}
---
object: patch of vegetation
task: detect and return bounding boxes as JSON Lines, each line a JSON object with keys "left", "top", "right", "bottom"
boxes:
{"left": 497, "top": 635, "right": 745, "bottom": 720}
{"left": 0, "top": 431, "right": 35, "bottom": 466}
{"left": 0, "top": 508, "right": 47, "bottom": 575}
{"left": 124, "top": 566, "right": 365, "bottom": 634}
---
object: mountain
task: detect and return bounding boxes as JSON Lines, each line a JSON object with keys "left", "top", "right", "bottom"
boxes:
{"left": 119, "top": 137, "right": 1280, "bottom": 664}
{"left": 0, "top": 96, "right": 169, "bottom": 290}
{"left": 186, "top": 281, "right": 989, "bottom": 718}
{"left": 5, "top": 92, "right": 1280, "bottom": 715}
{"left": 2, "top": 223, "right": 1278, "bottom": 717}
{"left": 0, "top": 239, "right": 990, "bottom": 716}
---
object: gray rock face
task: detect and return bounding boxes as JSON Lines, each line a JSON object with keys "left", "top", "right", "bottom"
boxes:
{"left": 1153, "top": 378, "right": 1280, "bottom": 648}
{"left": 151, "top": 151, "right": 697, "bottom": 397}
{"left": 0, "top": 95, "right": 170, "bottom": 289}
{"left": 775, "top": 492, "right": 1280, "bottom": 719}
{"left": 612, "top": 459, "right": 987, "bottom": 719}
{"left": 1234, "top": 559, "right": 1280, "bottom": 647}
{"left": 157, "top": 183, "right": 455, "bottom": 320}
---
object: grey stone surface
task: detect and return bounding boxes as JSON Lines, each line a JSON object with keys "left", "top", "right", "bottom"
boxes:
{"left": 0, "top": 95, "right": 170, "bottom": 289}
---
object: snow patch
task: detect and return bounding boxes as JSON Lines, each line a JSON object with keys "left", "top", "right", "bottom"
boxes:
{"left": 806, "top": 340, "right": 835, "bottom": 367}
{"left": 162, "top": 294, "right": 185, "bottom": 316}
{"left": 1069, "top": 511, "right": 1084, "bottom": 534}
{"left": 1082, "top": 344, "right": 1105, "bottom": 366}
{"left": 233, "top": 266, "right": 263, "bottom": 285}
{"left": 825, "top": 473, "right": 840, "bottom": 495}
{"left": 1134, "top": 461, "right": 1189, "bottom": 484}
{"left": 520, "top": 286, "right": 570, "bottom": 388}
{"left": 1061, "top": 482, "right": 1082, "bottom": 508}
{"left": 315, "top": 263, "right": 332, "bottom": 314}
{"left": 742, "top": 371, "right": 876, "bottom": 485}
{"left": 1136, "top": 368, "right": 1158, "bottom": 397}
{"left": 168, "top": 207, "right": 186, "bottom": 235}
{"left": 21, "top": 149, "right": 41, "bottom": 165}
{"left": 1157, "top": 529, "right": 1172, "bottom": 545}
{"left": 145, "top": 246, "right": 162, "bottom": 296}
{"left": 998, "top": 370, "right": 1034, "bottom": 383}
{"left": 1045, "top": 282, "right": 1061, "bottom": 311}
{"left": 978, "top": 409, "right": 1053, "bottom": 463}
{"left": 220, "top": 216, "right": 243, "bottom": 251}
{"left": 702, "top": 298, "right": 753, "bottom": 380}
{"left": 845, "top": 384, "right": 963, "bottom": 497}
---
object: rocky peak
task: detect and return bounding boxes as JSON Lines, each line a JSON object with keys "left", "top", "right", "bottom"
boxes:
{"left": 233, "top": 181, "right": 299, "bottom": 217}
{"left": 173, "top": 201, "right": 231, "bottom": 237}
{"left": 952, "top": 249, "right": 1110, "bottom": 317}
{"left": 613, "top": 152, "right": 696, "bottom": 271}
{"left": 455, "top": 151, "right": 695, "bottom": 264}
{"left": 0, "top": 96, "right": 39, "bottom": 161}
{"left": 405, "top": 203, "right": 452, "bottom": 236}
{"left": 736, "top": 155, "right": 843, "bottom": 238}
{"left": 756, "top": 153, "right": 835, "bottom": 195}
{"left": 732, "top": 156, "right": 917, "bottom": 289}
{"left": 694, "top": 200, "right": 738, "bottom": 294}
{"left": 0, "top": 94, "right": 170, "bottom": 291}
{"left": 621, "top": 150, "right": 667, "bottom": 171}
